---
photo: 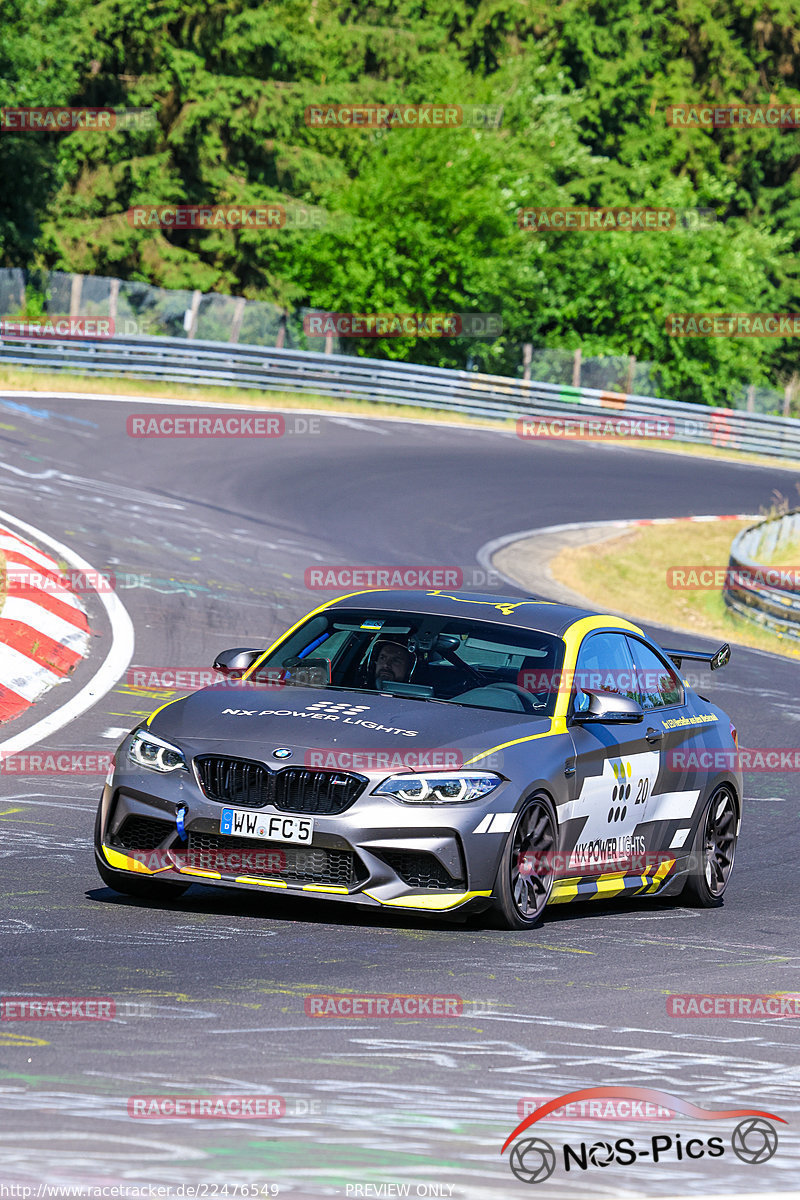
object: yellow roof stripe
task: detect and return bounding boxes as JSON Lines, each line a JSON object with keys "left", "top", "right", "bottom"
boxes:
{"left": 241, "top": 589, "right": 393, "bottom": 681}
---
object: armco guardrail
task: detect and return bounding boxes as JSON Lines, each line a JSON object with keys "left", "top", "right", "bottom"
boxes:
{"left": 1, "top": 332, "right": 800, "bottom": 460}
{"left": 724, "top": 509, "right": 800, "bottom": 640}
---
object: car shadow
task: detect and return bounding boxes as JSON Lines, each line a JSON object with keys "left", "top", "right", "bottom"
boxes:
{"left": 86, "top": 883, "right": 701, "bottom": 933}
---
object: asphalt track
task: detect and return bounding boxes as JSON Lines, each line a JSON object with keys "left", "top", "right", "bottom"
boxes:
{"left": 0, "top": 391, "right": 799, "bottom": 1198}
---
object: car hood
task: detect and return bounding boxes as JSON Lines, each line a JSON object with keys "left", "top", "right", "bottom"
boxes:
{"left": 148, "top": 684, "right": 548, "bottom": 764}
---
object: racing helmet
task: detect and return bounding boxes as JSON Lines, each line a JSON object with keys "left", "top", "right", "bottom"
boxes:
{"left": 363, "top": 634, "right": 418, "bottom": 688}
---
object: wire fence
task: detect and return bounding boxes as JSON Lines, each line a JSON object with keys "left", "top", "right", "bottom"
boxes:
{"left": 0, "top": 267, "right": 794, "bottom": 414}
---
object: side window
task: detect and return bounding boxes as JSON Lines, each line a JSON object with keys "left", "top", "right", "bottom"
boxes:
{"left": 575, "top": 632, "right": 637, "bottom": 699}
{"left": 626, "top": 637, "right": 684, "bottom": 709}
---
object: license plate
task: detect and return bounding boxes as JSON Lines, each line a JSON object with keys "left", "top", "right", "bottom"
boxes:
{"left": 219, "top": 808, "right": 314, "bottom": 844}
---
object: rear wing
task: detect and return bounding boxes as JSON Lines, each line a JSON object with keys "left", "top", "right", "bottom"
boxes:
{"left": 663, "top": 643, "right": 731, "bottom": 671}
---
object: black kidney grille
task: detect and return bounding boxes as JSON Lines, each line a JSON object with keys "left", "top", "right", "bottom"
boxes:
{"left": 112, "top": 815, "right": 174, "bottom": 851}
{"left": 195, "top": 756, "right": 366, "bottom": 815}
{"left": 185, "top": 832, "right": 362, "bottom": 888}
{"left": 381, "top": 850, "right": 463, "bottom": 890}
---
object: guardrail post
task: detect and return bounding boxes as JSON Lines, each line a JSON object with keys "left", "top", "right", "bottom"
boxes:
{"left": 626, "top": 354, "right": 636, "bottom": 394}
{"left": 229, "top": 296, "right": 246, "bottom": 344}
{"left": 69, "top": 273, "right": 83, "bottom": 317}
{"left": 184, "top": 290, "right": 202, "bottom": 339}
{"left": 109, "top": 278, "right": 120, "bottom": 326}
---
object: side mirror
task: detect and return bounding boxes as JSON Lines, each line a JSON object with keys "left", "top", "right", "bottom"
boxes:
{"left": 213, "top": 647, "right": 263, "bottom": 677}
{"left": 571, "top": 689, "right": 644, "bottom": 724}
{"left": 711, "top": 643, "right": 731, "bottom": 671}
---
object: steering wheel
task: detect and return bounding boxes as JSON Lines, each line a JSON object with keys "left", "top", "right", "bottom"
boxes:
{"left": 485, "top": 682, "right": 546, "bottom": 712}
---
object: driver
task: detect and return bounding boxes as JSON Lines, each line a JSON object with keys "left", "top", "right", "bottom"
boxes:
{"left": 369, "top": 637, "right": 417, "bottom": 687}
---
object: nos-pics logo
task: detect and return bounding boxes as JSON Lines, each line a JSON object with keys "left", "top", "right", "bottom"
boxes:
{"left": 502, "top": 1087, "right": 784, "bottom": 1184}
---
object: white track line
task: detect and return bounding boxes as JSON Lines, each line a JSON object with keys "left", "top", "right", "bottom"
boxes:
{"left": 0, "top": 510, "right": 134, "bottom": 757}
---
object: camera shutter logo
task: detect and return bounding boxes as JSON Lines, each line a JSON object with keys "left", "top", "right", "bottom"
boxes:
{"left": 508, "top": 1137, "right": 556, "bottom": 1184}
{"left": 731, "top": 1118, "right": 779, "bottom": 1164}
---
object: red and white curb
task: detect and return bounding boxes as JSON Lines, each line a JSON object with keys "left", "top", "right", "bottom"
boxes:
{"left": 0, "top": 526, "right": 90, "bottom": 723}
{"left": 623, "top": 513, "right": 756, "bottom": 527}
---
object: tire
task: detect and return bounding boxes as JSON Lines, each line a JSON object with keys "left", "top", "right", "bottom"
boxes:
{"left": 682, "top": 785, "right": 738, "bottom": 907}
{"left": 491, "top": 793, "right": 557, "bottom": 930}
{"left": 93, "top": 802, "right": 189, "bottom": 902}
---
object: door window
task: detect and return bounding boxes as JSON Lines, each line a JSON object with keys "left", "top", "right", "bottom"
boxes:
{"left": 575, "top": 631, "right": 638, "bottom": 701}
{"left": 626, "top": 637, "right": 683, "bottom": 709}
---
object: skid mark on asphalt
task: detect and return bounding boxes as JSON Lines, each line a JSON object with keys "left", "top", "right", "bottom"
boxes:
{"left": 0, "top": 1065, "right": 796, "bottom": 1193}
{"left": 0, "top": 1033, "right": 50, "bottom": 1048}
{"left": 0, "top": 795, "right": 95, "bottom": 811}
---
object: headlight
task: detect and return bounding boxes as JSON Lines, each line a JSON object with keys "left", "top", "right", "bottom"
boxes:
{"left": 374, "top": 771, "right": 502, "bottom": 804}
{"left": 128, "top": 729, "right": 187, "bottom": 773}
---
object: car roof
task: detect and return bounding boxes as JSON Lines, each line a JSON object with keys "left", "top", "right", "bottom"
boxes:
{"left": 323, "top": 589, "right": 631, "bottom": 639}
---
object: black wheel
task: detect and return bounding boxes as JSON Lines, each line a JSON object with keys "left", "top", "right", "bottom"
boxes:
{"left": 682, "top": 786, "right": 738, "bottom": 907}
{"left": 93, "top": 803, "right": 189, "bottom": 902}
{"left": 491, "top": 794, "right": 557, "bottom": 929}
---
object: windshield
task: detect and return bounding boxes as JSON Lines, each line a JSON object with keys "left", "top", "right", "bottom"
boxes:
{"left": 248, "top": 607, "right": 565, "bottom": 716}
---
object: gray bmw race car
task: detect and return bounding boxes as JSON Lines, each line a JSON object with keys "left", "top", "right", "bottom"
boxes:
{"left": 94, "top": 590, "right": 741, "bottom": 928}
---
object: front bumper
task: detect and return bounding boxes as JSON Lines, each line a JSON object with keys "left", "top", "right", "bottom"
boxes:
{"left": 96, "top": 753, "right": 510, "bottom": 913}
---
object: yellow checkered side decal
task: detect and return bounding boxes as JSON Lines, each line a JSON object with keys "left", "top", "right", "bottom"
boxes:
{"left": 548, "top": 859, "right": 676, "bottom": 905}
{"left": 548, "top": 877, "right": 581, "bottom": 904}
{"left": 592, "top": 871, "right": 628, "bottom": 899}
{"left": 646, "top": 858, "right": 675, "bottom": 892}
